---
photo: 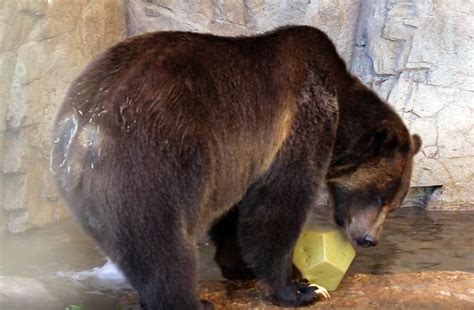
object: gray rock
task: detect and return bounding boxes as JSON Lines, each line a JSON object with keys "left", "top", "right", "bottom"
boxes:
{"left": 0, "top": 276, "right": 62, "bottom": 310}
{"left": 0, "top": 0, "right": 126, "bottom": 232}
{"left": 351, "top": 0, "right": 474, "bottom": 209}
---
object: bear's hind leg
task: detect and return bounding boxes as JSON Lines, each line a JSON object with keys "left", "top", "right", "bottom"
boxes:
{"left": 209, "top": 207, "right": 255, "bottom": 280}
{"left": 110, "top": 225, "right": 208, "bottom": 309}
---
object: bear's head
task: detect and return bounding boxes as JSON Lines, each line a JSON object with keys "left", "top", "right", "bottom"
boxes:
{"left": 327, "top": 120, "right": 422, "bottom": 247}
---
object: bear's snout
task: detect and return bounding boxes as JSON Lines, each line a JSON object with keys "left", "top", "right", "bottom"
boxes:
{"left": 357, "top": 233, "right": 378, "bottom": 247}
{"left": 347, "top": 217, "right": 384, "bottom": 248}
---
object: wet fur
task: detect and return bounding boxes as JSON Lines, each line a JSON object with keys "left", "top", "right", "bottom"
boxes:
{"left": 51, "top": 26, "right": 420, "bottom": 309}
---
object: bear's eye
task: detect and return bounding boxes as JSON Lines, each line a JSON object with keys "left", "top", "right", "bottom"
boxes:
{"left": 376, "top": 195, "right": 386, "bottom": 206}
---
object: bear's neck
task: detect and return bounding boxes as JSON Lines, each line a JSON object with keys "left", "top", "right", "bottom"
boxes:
{"left": 328, "top": 77, "right": 400, "bottom": 178}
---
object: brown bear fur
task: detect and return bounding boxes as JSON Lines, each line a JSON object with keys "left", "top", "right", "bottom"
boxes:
{"left": 51, "top": 26, "right": 421, "bottom": 309}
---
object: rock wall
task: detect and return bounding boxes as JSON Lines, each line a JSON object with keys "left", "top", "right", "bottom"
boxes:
{"left": 351, "top": 1, "right": 474, "bottom": 209}
{"left": 0, "top": 0, "right": 472, "bottom": 232}
{"left": 0, "top": 0, "right": 126, "bottom": 232}
{"left": 125, "top": 0, "right": 361, "bottom": 63}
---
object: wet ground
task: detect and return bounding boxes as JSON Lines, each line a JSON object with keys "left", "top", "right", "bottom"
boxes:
{"left": 1, "top": 208, "right": 473, "bottom": 309}
{"left": 190, "top": 271, "right": 474, "bottom": 309}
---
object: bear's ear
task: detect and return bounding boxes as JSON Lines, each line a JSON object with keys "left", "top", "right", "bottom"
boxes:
{"left": 412, "top": 134, "right": 422, "bottom": 154}
{"left": 366, "top": 121, "right": 400, "bottom": 157}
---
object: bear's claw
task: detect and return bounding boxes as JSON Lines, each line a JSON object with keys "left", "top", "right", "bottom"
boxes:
{"left": 309, "top": 284, "right": 331, "bottom": 299}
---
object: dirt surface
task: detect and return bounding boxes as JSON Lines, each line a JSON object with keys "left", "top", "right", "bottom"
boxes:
{"left": 121, "top": 271, "right": 474, "bottom": 309}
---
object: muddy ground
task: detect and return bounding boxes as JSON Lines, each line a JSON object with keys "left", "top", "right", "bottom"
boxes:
{"left": 118, "top": 271, "right": 474, "bottom": 309}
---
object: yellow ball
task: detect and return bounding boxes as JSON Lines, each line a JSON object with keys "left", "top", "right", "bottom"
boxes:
{"left": 293, "top": 229, "right": 356, "bottom": 291}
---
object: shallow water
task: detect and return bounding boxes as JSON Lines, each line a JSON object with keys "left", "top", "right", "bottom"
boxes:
{"left": 1, "top": 208, "right": 473, "bottom": 309}
{"left": 347, "top": 208, "right": 474, "bottom": 275}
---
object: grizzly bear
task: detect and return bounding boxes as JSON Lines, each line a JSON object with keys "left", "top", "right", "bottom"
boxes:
{"left": 51, "top": 25, "right": 421, "bottom": 309}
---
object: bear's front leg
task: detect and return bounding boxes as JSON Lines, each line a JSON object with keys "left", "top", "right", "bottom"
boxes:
{"left": 209, "top": 207, "right": 256, "bottom": 280}
{"left": 237, "top": 167, "right": 320, "bottom": 307}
